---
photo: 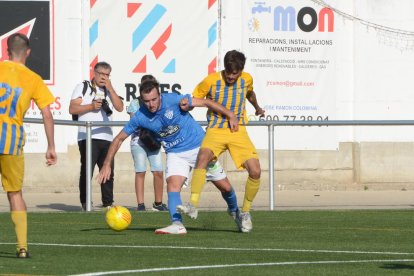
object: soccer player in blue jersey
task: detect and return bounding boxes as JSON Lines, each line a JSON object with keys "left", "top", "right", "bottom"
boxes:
{"left": 97, "top": 78, "right": 241, "bottom": 234}
{"left": 178, "top": 50, "right": 265, "bottom": 233}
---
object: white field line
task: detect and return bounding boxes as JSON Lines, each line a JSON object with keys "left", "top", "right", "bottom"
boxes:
{"left": 9, "top": 243, "right": 414, "bottom": 255}
{"left": 70, "top": 259, "right": 414, "bottom": 276}
{"left": 1, "top": 243, "right": 413, "bottom": 275}
{"left": 1, "top": 242, "right": 414, "bottom": 255}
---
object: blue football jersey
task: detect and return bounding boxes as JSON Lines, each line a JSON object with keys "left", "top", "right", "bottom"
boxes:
{"left": 123, "top": 93, "right": 205, "bottom": 153}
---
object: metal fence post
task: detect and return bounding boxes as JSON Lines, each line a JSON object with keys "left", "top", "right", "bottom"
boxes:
{"left": 85, "top": 121, "right": 92, "bottom": 211}
{"left": 268, "top": 124, "right": 275, "bottom": 210}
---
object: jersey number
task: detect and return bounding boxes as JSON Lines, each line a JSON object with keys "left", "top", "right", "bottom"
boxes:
{"left": 0, "top": 82, "right": 22, "bottom": 118}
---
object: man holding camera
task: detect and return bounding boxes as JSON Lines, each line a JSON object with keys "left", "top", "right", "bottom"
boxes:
{"left": 69, "top": 61, "right": 124, "bottom": 210}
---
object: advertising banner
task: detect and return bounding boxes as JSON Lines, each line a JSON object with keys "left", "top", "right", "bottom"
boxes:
{"left": 229, "top": 0, "right": 353, "bottom": 149}
{"left": 4, "top": 1, "right": 413, "bottom": 152}
{"left": 89, "top": 0, "right": 219, "bottom": 123}
{"left": 87, "top": 0, "right": 219, "bottom": 152}
{"left": 0, "top": 0, "right": 59, "bottom": 153}
{"left": 0, "top": 0, "right": 54, "bottom": 84}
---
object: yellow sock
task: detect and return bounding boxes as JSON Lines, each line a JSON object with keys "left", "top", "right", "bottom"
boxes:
{"left": 190, "top": 169, "right": 207, "bottom": 207}
{"left": 242, "top": 177, "right": 261, "bottom": 212}
{"left": 11, "top": 211, "right": 28, "bottom": 252}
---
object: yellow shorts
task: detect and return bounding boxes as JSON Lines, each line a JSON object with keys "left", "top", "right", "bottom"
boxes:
{"left": 0, "top": 154, "right": 24, "bottom": 192}
{"left": 201, "top": 126, "right": 258, "bottom": 170}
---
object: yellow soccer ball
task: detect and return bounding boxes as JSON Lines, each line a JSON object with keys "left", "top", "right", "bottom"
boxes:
{"left": 105, "top": 206, "right": 132, "bottom": 231}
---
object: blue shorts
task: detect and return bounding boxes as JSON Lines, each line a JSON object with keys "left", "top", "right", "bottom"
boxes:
{"left": 131, "top": 143, "right": 164, "bottom": 173}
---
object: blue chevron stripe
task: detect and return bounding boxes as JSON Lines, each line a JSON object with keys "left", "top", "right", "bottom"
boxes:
{"left": 208, "top": 22, "right": 217, "bottom": 48}
{"left": 89, "top": 20, "right": 98, "bottom": 47}
{"left": 132, "top": 4, "right": 166, "bottom": 51}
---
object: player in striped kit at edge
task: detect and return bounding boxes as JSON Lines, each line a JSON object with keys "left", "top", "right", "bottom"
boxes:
{"left": 0, "top": 33, "right": 57, "bottom": 257}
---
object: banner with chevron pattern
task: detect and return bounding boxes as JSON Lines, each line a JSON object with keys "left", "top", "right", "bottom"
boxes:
{"left": 89, "top": 0, "right": 219, "bottom": 122}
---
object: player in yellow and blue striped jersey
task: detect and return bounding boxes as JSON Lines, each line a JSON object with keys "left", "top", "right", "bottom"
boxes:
{"left": 0, "top": 33, "right": 57, "bottom": 257}
{"left": 178, "top": 50, "right": 265, "bottom": 233}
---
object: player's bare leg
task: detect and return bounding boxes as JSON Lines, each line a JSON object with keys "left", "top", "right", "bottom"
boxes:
{"left": 239, "top": 158, "right": 261, "bottom": 233}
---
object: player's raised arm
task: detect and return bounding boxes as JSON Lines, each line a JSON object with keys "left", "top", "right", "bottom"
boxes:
{"left": 97, "top": 130, "right": 129, "bottom": 183}
{"left": 246, "top": 90, "right": 265, "bottom": 117}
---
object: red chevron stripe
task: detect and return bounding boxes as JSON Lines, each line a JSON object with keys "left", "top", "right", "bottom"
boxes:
{"left": 127, "top": 3, "right": 142, "bottom": 18}
{"left": 208, "top": 0, "right": 216, "bottom": 9}
{"left": 208, "top": 57, "right": 217, "bottom": 74}
{"left": 133, "top": 55, "right": 146, "bottom": 73}
{"left": 151, "top": 24, "right": 172, "bottom": 59}
{"left": 89, "top": 56, "right": 98, "bottom": 80}
{"left": 0, "top": 24, "right": 32, "bottom": 61}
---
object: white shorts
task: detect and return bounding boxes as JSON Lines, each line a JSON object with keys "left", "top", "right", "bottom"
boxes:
{"left": 165, "top": 147, "right": 226, "bottom": 182}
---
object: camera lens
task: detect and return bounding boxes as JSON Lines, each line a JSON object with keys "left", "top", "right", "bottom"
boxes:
{"left": 101, "top": 99, "right": 112, "bottom": 116}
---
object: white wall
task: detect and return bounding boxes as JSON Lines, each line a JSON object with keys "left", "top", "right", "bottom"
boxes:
{"left": 352, "top": 0, "right": 414, "bottom": 141}
{"left": 17, "top": 0, "right": 414, "bottom": 152}
{"left": 220, "top": 0, "right": 414, "bottom": 149}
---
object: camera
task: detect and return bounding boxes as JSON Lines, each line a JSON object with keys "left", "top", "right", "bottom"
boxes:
{"left": 94, "top": 90, "right": 113, "bottom": 116}
{"left": 101, "top": 99, "right": 113, "bottom": 116}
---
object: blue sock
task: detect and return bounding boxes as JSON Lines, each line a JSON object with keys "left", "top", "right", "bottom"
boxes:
{"left": 221, "top": 188, "right": 238, "bottom": 213}
{"left": 168, "top": 192, "right": 182, "bottom": 223}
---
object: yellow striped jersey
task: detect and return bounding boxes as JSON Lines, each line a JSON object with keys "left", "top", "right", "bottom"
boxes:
{"left": 192, "top": 71, "right": 253, "bottom": 128}
{"left": 0, "top": 61, "right": 55, "bottom": 155}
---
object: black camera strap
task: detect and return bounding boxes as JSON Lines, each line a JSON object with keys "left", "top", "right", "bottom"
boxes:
{"left": 72, "top": 80, "right": 123, "bottom": 121}
{"left": 72, "top": 80, "right": 93, "bottom": 121}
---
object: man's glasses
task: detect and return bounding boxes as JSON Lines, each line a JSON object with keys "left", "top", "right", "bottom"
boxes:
{"left": 94, "top": 70, "right": 110, "bottom": 78}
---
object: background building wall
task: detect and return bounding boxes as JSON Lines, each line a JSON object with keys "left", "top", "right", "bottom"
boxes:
{"left": 1, "top": 1, "right": 414, "bottom": 196}
{"left": 23, "top": 141, "right": 414, "bottom": 193}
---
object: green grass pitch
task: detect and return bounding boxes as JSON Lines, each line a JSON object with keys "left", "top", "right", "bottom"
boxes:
{"left": 0, "top": 210, "right": 413, "bottom": 275}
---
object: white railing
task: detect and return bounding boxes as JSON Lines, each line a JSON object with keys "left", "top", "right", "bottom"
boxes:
{"left": 23, "top": 118, "right": 414, "bottom": 211}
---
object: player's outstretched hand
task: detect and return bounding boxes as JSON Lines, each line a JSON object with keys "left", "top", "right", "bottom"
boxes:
{"left": 180, "top": 97, "right": 190, "bottom": 111}
{"left": 97, "top": 165, "right": 111, "bottom": 184}
{"left": 255, "top": 107, "right": 265, "bottom": 118}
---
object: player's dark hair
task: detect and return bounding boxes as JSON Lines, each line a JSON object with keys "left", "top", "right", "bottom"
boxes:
{"left": 7, "top": 33, "right": 30, "bottom": 57}
{"left": 137, "top": 75, "right": 159, "bottom": 105}
{"left": 139, "top": 79, "right": 160, "bottom": 96}
{"left": 94, "top": 61, "right": 112, "bottom": 72}
{"left": 140, "top": 74, "right": 157, "bottom": 84}
{"left": 224, "top": 50, "right": 246, "bottom": 72}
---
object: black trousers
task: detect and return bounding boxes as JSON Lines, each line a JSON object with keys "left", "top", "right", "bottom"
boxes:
{"left": 78, "top": 139, "right": 114, "bottom": 207}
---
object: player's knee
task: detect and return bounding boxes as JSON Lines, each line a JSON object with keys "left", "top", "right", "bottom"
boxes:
{"left": 198, "top": 148, "right": 215, "bottom": 166}
{"left": 245, "top": 158, "right": 261, "bottom": 179}
{"left": 248, "top": 169, "right": 261, "bottom": 179}
{"left": 7, "top": 191, "right": 26, "bottom": 210}
{"left": 220, "top": 184, "right": 233, "bottom": 193}
{"left": 213, "top": 179, "right": 232, "bottom": 193}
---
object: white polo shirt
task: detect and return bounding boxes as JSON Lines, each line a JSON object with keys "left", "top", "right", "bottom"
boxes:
{"left": 71, "top": 82, "right": 114, "bottom": 142}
